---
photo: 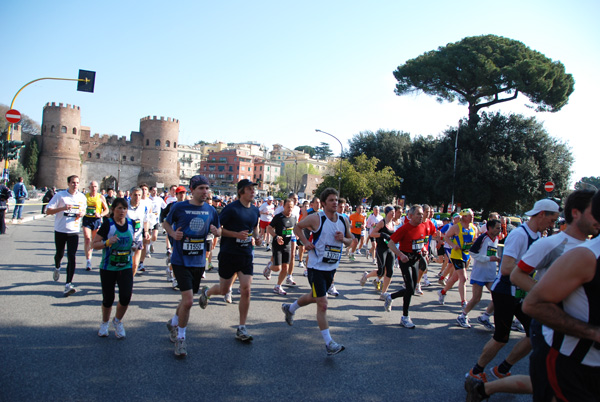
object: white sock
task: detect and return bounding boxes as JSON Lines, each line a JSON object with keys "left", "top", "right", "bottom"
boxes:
{"left": 289, "top": 300, "right": 300, "bottom": 314}
{"left": 171, "top": 315, "right": 179, "bottom": 326}
{"left": 321, "top": 329, "right": 332, "bottom": 345}
{"left": 178, "top": 326, "right": 186, "bottom": 339}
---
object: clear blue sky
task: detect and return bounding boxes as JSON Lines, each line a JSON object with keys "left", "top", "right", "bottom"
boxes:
{"left": 1, "top": 0, "right": 598, "bottom": 184}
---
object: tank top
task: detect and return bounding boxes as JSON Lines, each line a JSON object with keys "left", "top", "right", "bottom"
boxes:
{"left": 100, "top": 218, "right": 135, "bottom": 271}
{"left": 376, "top": 220, "right": 395, "bottom": 250}
{"left": 450, "top": 222, "right": 476, "bottom": 261}
{"left": 85, "top": 193, "right": 103, "bottom": 218}
{"left": 308, "top": 211, "right": 346, "bottom": 272}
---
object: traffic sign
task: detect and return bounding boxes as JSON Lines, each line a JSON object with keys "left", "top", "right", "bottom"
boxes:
{"left": 5, "top": 109, "right": 21, "bottom": 124}
{"left": 545, "top": 181, "right": 555, "bottom": 192}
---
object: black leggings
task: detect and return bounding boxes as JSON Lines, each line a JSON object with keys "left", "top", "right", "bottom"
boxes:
{"left": 390, "top": 253, "right": 420, "bottom": 316}
{"left": 100, "top": 269, "right": 134, "bottom": 308}
{"left": 376, "top": 247, "right": 395, "bottom": 278}
{"left": 54, "top": 231, "right": 79, "bottom": 284}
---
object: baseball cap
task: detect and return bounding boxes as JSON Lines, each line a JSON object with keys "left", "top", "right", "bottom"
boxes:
{"left": 460, "top": 208, "right": 474, "bottom": 216}
{"left": 524, "top": 199, "right": 561, "bottom": 216}
{"left": 267, "top": 195, "right": 274, "bottom": 201}
{"left": 175, "top": 186, "right": 186, "bottom": 194}
{"left": 190, "top": 175, "right": 209, "bottom": 189}
{"left": 451, "top": 213, "right": 460, "bottom": 219}
{"left": 237, "top": 179, "right": 257, "bottom": 191}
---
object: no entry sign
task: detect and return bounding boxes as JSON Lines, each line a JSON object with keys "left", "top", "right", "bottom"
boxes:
{"left": 5, "top": 109, "right": 21, "bottom": 124}
{"left": 545, "top": 181, "right": 555, "bottom": 192}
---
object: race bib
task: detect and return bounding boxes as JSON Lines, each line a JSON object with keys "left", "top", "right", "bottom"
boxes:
{"left": 64, "top": 205, "right": 80, "bottom": 218}
{"left": 486, "top": 246, "right": 497, "bottom": 257}
{"left": 355, "top": 221, "right": 362, "bottom": 229}
{"left": 282, "top": 227, "right": 293, "bottom": 238}
{"left": 134, "top": 219, "right": 141, "bottom": 232}
{"left": 109, "top": 249, "right": 131, "bottom": 268}
{"left": 236, "top": 232, "right": 253, "bottom": 248}
{"left": 183, "top": 237, "right": 205, "bottom": 256}
{"left": 412, "top": 237, "right": 425, "bottom": 251}
{"left": 323, "top": 245, "right": 342, "bottom": 264}
{"left": 86, "top": 206, "right": 96, "bottom": 216}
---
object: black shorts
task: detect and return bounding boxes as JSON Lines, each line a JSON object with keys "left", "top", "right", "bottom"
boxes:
{"left": 451, "top": 258, "right": 466, "bottom": 270}
{"left": 206, "top": 239, "right": 213, "bottom": 251}
{"left": 152, "top": 223, "right": 161, "bottom": 231}
{"left": 491, "top": 291, "right": 531, "bottom": 343}
{"left": 546, "top": 347, "right": 600, "bottom": 401}
{"left": 217, "top": 252, "right": 253, "bottom": 280}
{"left": 529, "top": 319, "right": 553, "bottom": 402}
{"left": 352, "top": 233, "right": 362, "bottom": 240}
{"left": 272, "top": 246, "right": 291, "bottom": 266}
{"left": 82, "top": 216, "right": 101, "bottom": 231}
{"left": 307, "top": 268, "right": 336, "bottom": 298}
{"left": 172, "top": 264, "right": 205, "bottom": 293}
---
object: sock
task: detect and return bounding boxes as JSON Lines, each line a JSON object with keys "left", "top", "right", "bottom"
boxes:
{"left": 87, "top": 258, "right": 91, "bottom": 263}
{"left": 178, "top": 326, "right": 186, "bottom": 339}
{"left": 113, "top": 317, "right": 121, "bottom": 323}
{"left": 441, "top": 289, "right": 447, "bottom": 295}
{"left": 287, "top": 274, "right": 292, "bottom": 279}
{"left": 289, "top": 300, "right": 300, "bottom": 314}
{"left": 472, "top": 363, "right": 484, "bottom": 375}
{"left": 238, "top": 325, "right": 246, "bottom": 330}
{"left": 498, "top": 360, "right": 513, "bottom": 374}
{"left": 171, "top": 315, "right": 179, "bottom": 327}
{"left": 321, "top": 329, "right": 332, "bottom": 345}
{"left": 481, "top": 312, "right": 490, "bottom": 319}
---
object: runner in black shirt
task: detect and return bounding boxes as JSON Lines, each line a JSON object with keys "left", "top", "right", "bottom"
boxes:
{"left": 264, "top": 198, "right": 297, "bottom": 295}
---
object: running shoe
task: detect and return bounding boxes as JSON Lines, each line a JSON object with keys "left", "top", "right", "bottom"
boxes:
{"left": 150, "top": 244, "right": 155, "bottom": 253}
{"left": 273, "top": 285, "right": 287, "bottom": 295}
{"left": 63, "top": 283, "right": 77, "bottom": 297}
{"left": 437, "top": 289, "right": 446, "bottom": 305}
{"left": 207, "top": 262, "right": 214, "bottom": 271}
{"left": 379, "top": 292, "right": 389, "bottom": 301}
{"left": 282, "top": 303, "right": 294, "bottom": 326}
{"left": 349, "top": 254, "right": 355, "bottom": 262}
{"left": 464, "top": 376, "right": 487, "bottom": 402}
{"left": 326, "top": 340, "right": 345, "bottom": 355}
{"left": 285, "top": 276, "right": 296, "bottom": 286}
{"left": 172, "top": 279, "right": 179, "bottom": 290}
{"left": 266, "top": 246, "right": 271, "bottom": 252}
{"left": 165, "top": 253, "right": 171, "bottom": 266}
{"left": 303, "top": 269, "right": 308, "bottom": 277}
{"left": 477, "top": 315, "right": 495, "bottom": 331}
{"left": 327, "top": 285, "right": 339, "bottom": 297}
{"left": 201, "top": 271, "right": 206, "bottom": 279}
{"left": 174, "top": 338, "right": 187, "bottom": 357}
{"left": 373, "top": 279, "right": 380, "bottom": 291}
{"left": 236, "top": 326, "right": 253, "bottom": 342}
{"left": 224, "top": 290, "right": 233, "bottom": 304}
{"left": 263, "top": 262, "right": 272, "bottom": 280}
{"left": 53, "top": 267, "right": 60, "bottom": 282}
{"left": 356, "top": 249, "right": 362, "bottom": 255}
{"left": 465, "top": 369, "right": 488, "bottom": 382}
{"left": 372, "top": 258, "right": 377, "bottom": 265}
{"left": 98, "top": 321, "right": 109, "bottom": 337}
{"left": 422, "top": 278, "right": 431, "bottom": 287}
{"left": 400, "top": 316, "right": 416, "bottom": 329}
{"left": 384, "top": 293, "right": 393, "bottom": 312}
{"left": 86, "top": 260, "right": 92, "bottom": 271}
{"left": 138, "top": 263, "right": 145, "bottom": 272}
{"left": 198, "top": 286, "right": 209, "bottom": 309}
{"left": 489, "top": 366, "right": 511, "bottom": 380}
{"left": 299, "top": 261, "right": 305, "bottom": 268}
{"left": 113, "top": 318, "right": 126, "bottom": 339}
{"left": 166, "top": 267, "right": 172, "bottom": 282}
{"left": 360, "top": 271, "right": 369, "bottom": 286}
{"left": 511, "top": 319, "right": 525, "bottom": 333}
{"left": 166, "top": 320, "right": 177, "bottom": 343}
{"left": 438, "top": 277, "right": 446, "bottom": 286}
{"left": 456, "top": 314, "right": 471, "bottom": 328}
{"left": 414, "top": 285, "right": 424, "bottom": 295}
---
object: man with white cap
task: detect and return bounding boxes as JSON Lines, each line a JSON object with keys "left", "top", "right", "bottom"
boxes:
{"left": 466, "top": 198, "right": 560, "bottom": 382}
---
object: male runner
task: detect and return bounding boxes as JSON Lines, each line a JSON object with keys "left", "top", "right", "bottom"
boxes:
{"left": 348, "top": 205, "right": 366, "bottom": 261}
{"left": 264, "top": 198, "right": 297, "bottom": 295}
{"left": 127, "top": 187, "right": 150, "bottom": 276}
{"left": 164, "top": 175, "right": 220, "bottom": 357}
{"left": 259, "top": 195, "right": 275, "bottom": 250}
{"left": 83, "top": 181, "right": 109, "bottom": 271}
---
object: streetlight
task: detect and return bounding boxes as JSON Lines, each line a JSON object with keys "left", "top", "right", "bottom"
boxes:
{"left": 450, "top": 119, "right": 463, "bottom": 213}
{"left": 315, "top": 129, "right": 343, "bottom": 195}
{"left": 2, "top": 70, "right": 95, "bottom": 183}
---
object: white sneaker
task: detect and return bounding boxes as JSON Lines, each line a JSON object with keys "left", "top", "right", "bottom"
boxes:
{"left": 113, "top": 318, "right": 126, "bottom": 339}
{"left": 53, "top": 267, "right": 60, "bottom": 282}
{"left": 360, "top": 271, "right": 369, "bottom": 286}
{"left": 98, "top": 321, "right": 109, "bottom": 337}
{"left": 263, "top": 262, "right": 272, "bottom": 280}
{"left": 273, "top": 285, "right": 287, "bottom": 295}
{"left": 166, "top": 267, "right": 172, "bottom": 282}
{"left": 299, "top": 261, "right": 305, "bottom": 268}
{"left": 400, "top": 316, "right": 416, "bottom": 329}
{"left": 86, "top": 260, "right": 92, "bottom": 271}
{"left": 384, "top": 293, "right": 393, "bottom": 312}
{"left": 372, "top": 258, "right": 377, "bottom": 265}
{"left": 414, "top": 285, "right": 424, "bottom": 295}
{"left": 224, "top": 290, "right": 233, "bottom": 304}
{"left": 303, "top": 269, "right": 308, "bottom": 277}
{"left": 327, "top": 285, "right": 339, "bottom": 297}
{"left": 63, "top": 283, "right": 77, "bottom": 297}
{"left": 437, "top": 289, "right": 446, "bottom": 305}
{"left": 285, "top": 276, "right": 296, "bottom": 286}
{"left": 379, "top": 292, "right": 389, "bottom": 301}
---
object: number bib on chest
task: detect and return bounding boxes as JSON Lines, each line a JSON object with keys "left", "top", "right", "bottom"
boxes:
{"left": 486, "top": 246, "right": 497, "bottom": 257}
{"left": 323, "top": 245, "right": 342, "bottom": 264}
{"left": 236, "top": 232, "right": 253, "bottom": 248}
{"left": 412, "top": 237, "right": 426, "bottom": 251}
{"left": 183, "top": 237, "right": 205, "bottom": 256}
{"left": 110, "top": 249, "right": 131, "bottom": 268}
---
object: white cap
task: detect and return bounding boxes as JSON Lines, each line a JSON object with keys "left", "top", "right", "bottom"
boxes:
{"left": 524, "top": 199, "right": 560, "bottom": 216}
{"left": 267, "top": 195, "right": 274, "bottom": 201}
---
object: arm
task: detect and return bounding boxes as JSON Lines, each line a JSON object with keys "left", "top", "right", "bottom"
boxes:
{"left": 293, "top": 213, "right": 319, "bottom": 250}
{"left": 444, "top": 224, "right": 460, "bottom": 250}
{"left": 336, "top": 216, "right": 353, "bottom": 248}
{"left": 510, "top": 263, "right": 537, "bottom": 292}
{"left": 387, "top": 241, "right": 409, "bottom": 263}
{"left": 522, "top": 248, "right": 600, "bottom": 344}
{"left": 99, "top": 195, "right": 110, "bottom": 218}
{"left": 370, "top": 219, "right": 385, "bottom": 238}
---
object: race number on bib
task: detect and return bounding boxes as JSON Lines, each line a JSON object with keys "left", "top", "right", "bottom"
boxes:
{"left": 412, "top": 238, "right": 425, "bottom": 251}
{"left": 323, "top": 245, "right": 342, "bottom": 264}
{"left": 183, "top": 237, "right": 205, "bottom": 256}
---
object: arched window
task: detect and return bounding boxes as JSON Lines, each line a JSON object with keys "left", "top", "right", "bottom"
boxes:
{"left": 122, "top": 155, "right": 127, "bottom": 161}
{"left": 87, "top": 152, "right": 92, "bottom": 158}
{"left": 61, "top": 126, "right": 67, "bottom": 133}
{"left": 51, "top": 125, "right": 55, "bottom": 133}
{"left": 130, "top": 156, "right": 134, "bottom": 162}
{"left": 165, "top": 140, "right": 171, "bottom": 147}
{"left": 146, "top": 139, "right": 149, "bottom": 146}
{"left": 96, "top": 153, "right": 100, "bottom": 159}
{"left": 73, "top": 128, "right": 77, "bottom": 134}
{"left": 155, "top": 139, "right": 161, "bottom": 147}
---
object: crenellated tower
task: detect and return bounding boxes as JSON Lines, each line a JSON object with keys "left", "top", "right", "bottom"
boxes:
{"left": 137, "top": 115, "right": 180, "bottom": 187}
{"left": 38, "top": 102, "right": 82, "bottom": 188}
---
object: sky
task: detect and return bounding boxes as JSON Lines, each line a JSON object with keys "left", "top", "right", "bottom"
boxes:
{"left": 1, "top": 0, "right": 598, "bottom": 185}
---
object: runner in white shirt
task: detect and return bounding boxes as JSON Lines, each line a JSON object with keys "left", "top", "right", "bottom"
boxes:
{"left": 127, "top": 187, "right": 150, "bottom": 276}
{"left": 259, "top": 196, "right": 275, "bottom": 250}
{"left": 366, "top": 206, "right": 383, "bottom": 264}
{"left": 45, "top": 175, "right": 88, "bottom": 296}
{"left": 148, "top": 186, "right": 167, "bottom": 254}
{"left": 137, "top": 184, "right": 154, "bottom": 272}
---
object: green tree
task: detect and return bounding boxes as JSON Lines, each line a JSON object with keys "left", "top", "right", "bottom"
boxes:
{"left": 23, "top": 138, "right": 39, "bottom": 185}
{"left": 8, "top": 164, "right": 30, "bottom": 187}
{"left": 393, "top": 35, "right": 575, "bottom": 127}
{"left": 574, "top": 176, "right": 600, "bottom": 191}
{"left": 276, "top": 162, "right": 319, "bottom": 193}
{"left": 314, "top": 142, "right": 334, "bottom": 160}
{"left": 294, "top": 145, "right": 316, "bottom": 158}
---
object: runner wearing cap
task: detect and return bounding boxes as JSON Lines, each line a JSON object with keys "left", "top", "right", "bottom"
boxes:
{"left": 198, "top": 179, "right": 261, "bottom": 342}
{"left": 164, "top": 175, "right": 220, "bottom": 357}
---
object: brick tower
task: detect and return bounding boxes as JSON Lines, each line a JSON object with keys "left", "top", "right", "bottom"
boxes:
{"left": 137, "top": 116, "right": 180, "bottom": 187}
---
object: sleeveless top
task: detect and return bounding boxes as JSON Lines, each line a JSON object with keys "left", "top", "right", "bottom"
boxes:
{"left": 100, "top": 218, "right": 135, "bottom": 271}
{"left": 450, "top": 222, "right": 476, "bottom": 261}
{"left": 308, "top": 211, "right": 347, "bottom": 272}
{"left": 85, "top": 193, "right": 103, "bottom": 218}
{"left": 376, "top": 220, "right": 395, "bottom": 250}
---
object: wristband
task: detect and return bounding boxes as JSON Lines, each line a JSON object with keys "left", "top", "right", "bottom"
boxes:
{"left": 105, "top": 240, "right": 110, "bottom": 248}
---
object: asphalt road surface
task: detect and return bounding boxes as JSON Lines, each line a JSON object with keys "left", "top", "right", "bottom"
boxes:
{"left": 0, "top": 216, "right": 531, "bottom": 401}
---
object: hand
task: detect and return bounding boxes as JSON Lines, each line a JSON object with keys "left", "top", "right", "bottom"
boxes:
{"left": 400, "top": 253, "right": 409, "bottom": 263}
{"left": 490, "top": 256, "right": 501, "bottom": 262}
{"left": 237, "top": 230, "right": 249, "bottom": 240}
{"left": 277, "top": 236, "right": 284, "bottom": 245}
{"left": 173, "top": 227, "right": 184, "bottom": 241}
{"left": 95, "top": 212, "right": 101, "bottom": 218}
{"left": 209, "top": 224, "right": 218, "bottom": 236}
{"left": 64, "top": 203, "right": 73, "bottom": 211}
{"left": 334, "top": 231, "right": 344, "bottom": 242}
{"left": 108, "top": 235, "right": 119, "bottom": 246}
{"left": 304, "top": 242, "right": 315, "bottom": 251}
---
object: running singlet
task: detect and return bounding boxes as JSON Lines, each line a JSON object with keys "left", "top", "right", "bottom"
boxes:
{"left": 308, "top": 211, "right": 347, "bottom": 272}
{"left": 85, "top": 193, "right": 103, "bottom": 218}
{"left": 98, "top": 218, "right": 135, "bottom": 271}
{"left": 127, "top": 202, "right": 149, "bottom": 242}
{"left": 219, "top": 200, "right": 260, "bottom": 256}
{"left": 450, "top": 222, "right": 476, "bottom": 261}
{"left": 390, "top": 221, "right": 431, "bottom": 254}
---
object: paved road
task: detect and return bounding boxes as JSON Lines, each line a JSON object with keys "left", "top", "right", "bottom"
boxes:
{"left": 0, "top": 217, "right": 531, "bottom": 401}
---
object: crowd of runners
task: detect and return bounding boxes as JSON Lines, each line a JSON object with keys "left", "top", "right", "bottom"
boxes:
{"left": 41, "top": 173, "right": 600, "bottom": 401}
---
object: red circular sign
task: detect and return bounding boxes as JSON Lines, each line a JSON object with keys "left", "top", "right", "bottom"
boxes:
{"left": 545, "top": 181, "right": 555, "bottom": 192}
{"left": 5, "top": 109, "right": 21, "bottom": 124}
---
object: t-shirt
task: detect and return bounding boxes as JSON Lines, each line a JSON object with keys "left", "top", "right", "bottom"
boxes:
{"left": 259, "top": 202, "right": 275, "bottom": 222}
{"left": 47, "top": 190, "right": 87, "bottom": 234}
{"left": 366, "top": 213, "right": 383, "bottom": 236}
{"left": 166, "top": 201, "right": 220, "bottom": 268}
{"left": 349, "top": 212, "right": 366, "bottom": 235}
{"left": 390, "top": 221, "right": 432, "bottom": 254}
{"left": 127, "top": 200, "right": 150, "bottom": 242}
{"left": 269, "top": 212, "right": 297, "bottom": 249}
{"left": 470, "top": 233, "right": 499, "bottom": 283}
{"left": 149, "top": 196, "right": 167, "bottom": 226}
{"left": 219, "top": 200, "right": 260, "bottom": 256}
